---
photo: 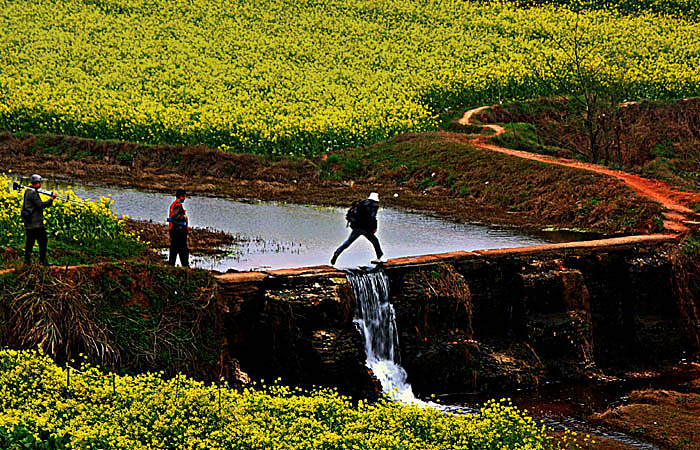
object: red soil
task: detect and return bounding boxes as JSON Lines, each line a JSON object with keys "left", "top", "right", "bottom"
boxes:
{"left": 459, "top": 107, "right": 700, "bottom": 233}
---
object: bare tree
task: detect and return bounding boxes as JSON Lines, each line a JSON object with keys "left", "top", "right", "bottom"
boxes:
{"left": 530, "top": 11, "right": 631, "bottom": 164}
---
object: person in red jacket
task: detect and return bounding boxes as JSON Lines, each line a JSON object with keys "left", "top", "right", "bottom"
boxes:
{"left": 168, "top": 188, "right": 189, "bottom": 267}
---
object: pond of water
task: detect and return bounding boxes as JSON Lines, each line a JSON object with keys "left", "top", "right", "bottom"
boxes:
{"left": 34, "top": 179, "right": 595, "bottom": 271}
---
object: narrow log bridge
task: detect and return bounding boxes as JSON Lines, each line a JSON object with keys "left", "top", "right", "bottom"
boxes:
{"left": 215, "top": 234, "right": 700, "bottom": 398}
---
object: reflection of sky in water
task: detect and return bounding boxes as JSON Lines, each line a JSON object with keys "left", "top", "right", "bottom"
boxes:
{"left": 37, "top": 179, "right": 559, "bottom": 271}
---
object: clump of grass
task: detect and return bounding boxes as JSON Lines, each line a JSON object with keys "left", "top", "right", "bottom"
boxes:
{"left": 0, "top": 264, "right": 220, "bottom": 378}
{"left": 491, "top": 122, "right": 562, "bottom": 156}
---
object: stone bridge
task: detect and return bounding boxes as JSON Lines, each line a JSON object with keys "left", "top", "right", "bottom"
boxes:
{"left": 214, "top": 234, "right": 700, "bottom": 397}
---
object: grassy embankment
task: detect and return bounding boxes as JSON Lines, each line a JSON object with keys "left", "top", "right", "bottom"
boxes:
{"left": 320, "top": 132, "right": 664, "bottom": 233}
{"left": 474, "top": 98, "right": 700, "bottom": 197}
{"left": 0, "top": 130, "right": 664, "bottom": 234}
{"left": 0, "top": 263, "right": 221, "bottom": 379}
{"left": 0, "top": 348, "right": 588, "bottom": 450}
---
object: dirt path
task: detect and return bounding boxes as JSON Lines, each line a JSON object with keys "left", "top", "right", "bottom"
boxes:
{"left": 459, "top": 107, "right": 700, "bottom": 233}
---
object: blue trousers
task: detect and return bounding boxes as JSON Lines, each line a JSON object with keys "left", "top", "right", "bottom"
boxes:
{"left": 334, "top": 228, "right": 383, "bottom": 258}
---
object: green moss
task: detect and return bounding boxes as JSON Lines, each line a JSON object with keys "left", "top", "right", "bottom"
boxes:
{"left": 491, "top": 122, "right": 562, "bottom": 156}
{"left": 681, "top": 232, "right": 700, "bottom": 256}
{"left": 651, "top": 139, "right": 675, "bottom": 158}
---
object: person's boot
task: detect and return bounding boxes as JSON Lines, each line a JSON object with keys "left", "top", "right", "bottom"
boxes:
{"left": 371, "top": 256, "right": 387, "bottom": 264}
{"left": 330, "top": 253, "right": 339, "bottom": 265}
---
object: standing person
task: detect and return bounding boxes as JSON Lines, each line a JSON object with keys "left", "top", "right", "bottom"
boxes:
{"left": 168, "top": 188, "right": 189, "bottom": 267}
{"left": 21, "top": 174, "right": 58, "bottom": 265}
{"left": 331, "top": 192, "right": 386, "bottom": 265}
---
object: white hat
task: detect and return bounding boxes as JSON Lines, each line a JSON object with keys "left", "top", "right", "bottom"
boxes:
{"left": 368, "top": 192, "right": 379, "bottom": 202}
{"left": 30, "top": 174, "right": 43, "bottom": 184}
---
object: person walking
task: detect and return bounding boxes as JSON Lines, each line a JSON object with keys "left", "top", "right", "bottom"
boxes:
{"left": 331, "top": 192, "right": 386, "bottom": 265}
{"left": 21, "top": 174, "right": 57, "bottom": 265}
{"left": 168, "top": 188, "right": 190, "bottom": 267}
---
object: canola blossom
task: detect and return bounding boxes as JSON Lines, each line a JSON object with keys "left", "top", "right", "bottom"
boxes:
{"left": 1, "top": 0, "right": 699, "bottom": 156}
{"left": 0, "top": 348, "right": 587, "bottom": 450}
{"left": 519, "top": 0, "right": 700, "bottom": 18}
{"left": 0, "top": 173, "right": 137, "bottom": 254}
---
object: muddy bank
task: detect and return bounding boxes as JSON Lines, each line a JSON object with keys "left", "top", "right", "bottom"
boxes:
{"left": 124, "top": 219, "right": 240, "bottom": 255}
{"left": 0, "top": 130, "right": 663, "bottom": 234}
{"left": 593, "top": 381, "right": 700, "bottom": 450}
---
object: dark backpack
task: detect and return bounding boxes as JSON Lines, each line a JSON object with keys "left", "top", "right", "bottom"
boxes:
{"left": 20, "top": 192, "right": 32, "bottom": 222}
{"left": 345, "top": 200, "right": 367, "bottom": 227}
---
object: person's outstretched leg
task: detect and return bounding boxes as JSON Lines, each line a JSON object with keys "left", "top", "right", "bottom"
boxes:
{"left": 363, "top": 231, "right": 384, "bottom": 260}
{"left": 331, "top": 229, "right": 361, "bottom": 265}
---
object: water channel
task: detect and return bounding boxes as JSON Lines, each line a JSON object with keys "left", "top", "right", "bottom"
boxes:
{"left": 36, "top": 178, "right": 595, "bottom": 272}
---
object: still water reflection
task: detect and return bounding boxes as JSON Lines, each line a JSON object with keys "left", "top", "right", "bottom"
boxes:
{"left": 39, "top": 180, "right": 591, "bottom": 271}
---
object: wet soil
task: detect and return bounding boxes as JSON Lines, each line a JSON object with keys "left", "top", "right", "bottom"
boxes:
{"left": 123, "top": 219, "right": 240, "bottom": 255}
{"left": 592, "top": 374, "right": 700, "bottom": 450}
{"left": 448, "top": 364, "right": 700, "bottom": 450}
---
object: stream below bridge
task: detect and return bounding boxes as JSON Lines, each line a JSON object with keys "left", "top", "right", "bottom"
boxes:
{"left": 346, "top": 269, "right": 698, "bottom": 450}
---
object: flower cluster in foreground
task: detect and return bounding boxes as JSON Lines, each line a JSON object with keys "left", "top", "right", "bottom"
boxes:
{"left": 0, "top": 348, "right": 590, "bottom": 450}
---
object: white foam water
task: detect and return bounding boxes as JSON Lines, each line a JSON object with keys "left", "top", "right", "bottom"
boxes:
{"left": 347, "top": 269, "right": 426, "bottom": 405}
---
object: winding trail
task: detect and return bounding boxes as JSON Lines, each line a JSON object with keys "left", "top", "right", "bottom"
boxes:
{"left": 459, "top": 106, "right": 700, "bottom": 233}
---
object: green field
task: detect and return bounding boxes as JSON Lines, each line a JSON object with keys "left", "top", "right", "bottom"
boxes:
{"left": 1, "top": 0, "right": 699, "bottom": 155}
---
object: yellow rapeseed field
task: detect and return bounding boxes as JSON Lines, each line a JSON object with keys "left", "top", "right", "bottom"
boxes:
{"left": 0, "top": 348, "right": 590, "bottom": 450}
{"left": 0, "top": 0, "right": 698, "bottom": 156}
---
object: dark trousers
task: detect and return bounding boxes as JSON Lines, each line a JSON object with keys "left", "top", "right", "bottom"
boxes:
{"left": 169, "top": 229, "right": 189, "bottom": 267}
{"left": 25, "top": 227, "right": 48, "bottom": 264}
{"left": 334, "top": 228, "right": 383, "bottom": 258}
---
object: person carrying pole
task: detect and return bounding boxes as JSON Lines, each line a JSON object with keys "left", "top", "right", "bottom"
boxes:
{"left": 168, "top": 188, "right": 189, "bottom": 267}
{"left": 21, "top": 174, "right": 58, "bottom": 265}
{"left": 331, "top": 192, "right": 386, "bottom": 265}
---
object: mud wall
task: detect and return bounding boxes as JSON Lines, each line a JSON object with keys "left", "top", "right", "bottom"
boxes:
{"left": 215, "top": 235, "right": 700, "bottom": 397}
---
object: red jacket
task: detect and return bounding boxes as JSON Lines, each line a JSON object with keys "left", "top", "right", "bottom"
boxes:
{"left": 169, "top": 199, "right": 188, "bottom": 231}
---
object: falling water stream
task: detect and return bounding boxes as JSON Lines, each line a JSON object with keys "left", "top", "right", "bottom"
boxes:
{"left": 346, "top": 268, "right": 661, "bottom": 450}
{"left": 347, "top": 268, "right": 424, "bottom": 405}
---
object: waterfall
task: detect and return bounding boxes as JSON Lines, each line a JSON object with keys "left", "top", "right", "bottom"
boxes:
{"left": 347, "top": 269, "right": 424, "bottom": 405}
